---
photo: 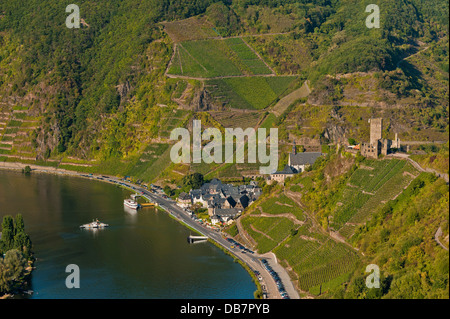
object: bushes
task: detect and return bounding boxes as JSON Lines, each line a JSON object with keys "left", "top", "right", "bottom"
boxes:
{"left": 206, "top": 2, "right": 241, "bottom": 36}
{"left": 181, "top": 172, "right": 204, "bottom": 191}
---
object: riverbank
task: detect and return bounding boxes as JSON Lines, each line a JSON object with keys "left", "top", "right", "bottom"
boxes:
{"left": 0, "top": 161, "right": 89, "bottom": 178}
{"left": 0, "top": 161, "right": 294, "bottom": 299}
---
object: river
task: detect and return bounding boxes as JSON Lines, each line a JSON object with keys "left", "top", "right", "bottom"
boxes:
{"left": 0, "top": 170, "right": 256, "bottom": 299}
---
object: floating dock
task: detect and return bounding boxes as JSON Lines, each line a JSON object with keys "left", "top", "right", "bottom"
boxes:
{"left": 187, "top": 235, "right": 208, "bottom": 244}
{"left": 140, "top": 202, "right": 155, "bottom": 207}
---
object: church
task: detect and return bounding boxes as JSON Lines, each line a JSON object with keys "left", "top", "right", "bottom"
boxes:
{"left": 269, "top": 142, "right": 322, "bottom": 184}
{"left": 288, "top": 142, "right": 323, "bottom": 173}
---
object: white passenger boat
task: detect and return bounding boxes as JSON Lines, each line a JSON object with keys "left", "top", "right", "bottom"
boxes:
{"left": 80, "top": 219, "right": 109, "bottom": 229}
{"left": 124, "top": 198, "right": 140, "bottom": 210}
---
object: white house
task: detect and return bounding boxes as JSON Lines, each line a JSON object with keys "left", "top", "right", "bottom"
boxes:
{"left": 210, "top": 215, "right": 220, "bottom": 225}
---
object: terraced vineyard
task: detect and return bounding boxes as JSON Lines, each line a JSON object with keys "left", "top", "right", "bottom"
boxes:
{"left": 210, "top": 111, "right": 262, "bottom": 129}
{"left": 163, "top": 18, "right": 301, "bottom": 111}
{"left": 225, "top": 38, "right": 274, "bottom": 75}
{"left": 241, "top": 215, "right": 295, "bottom": 253}
{"left": 236, "top": 158, "right": 421, "bottom": 296}
{"left": 293, "top": 241, "right": 359, "bottom": 293}
{"left": 0, "top": 106, "right": 40, "bottom": 160}
{"left": 272, "top": 220, "right": 360, "bottom": 294}
{"left": 167, "top": 38, "right": 273, "bottom": 78}
{"left": 126, "top": 143, "right": 170, "bottom": 177}
{"left": 332, "top": 159, "right": 419, "bottom": 237}
{"left": 259, "top": 193, "right": 305, "bottom": 221}
{"left": 158, "top": 109, "right": 191, "bottom": 139}
{"left": 206, "top": 76, "right": 296, "bottom": 110}
{"left": 238, "top": 189, "right": 361, "bottom": 295}
{"left": 239, "top": 191, "right": 307, "bottom": 252}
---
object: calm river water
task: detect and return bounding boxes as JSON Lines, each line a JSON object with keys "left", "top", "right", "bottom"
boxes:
{"left": 0, "top": 170, "right": 255, "bottom": 299}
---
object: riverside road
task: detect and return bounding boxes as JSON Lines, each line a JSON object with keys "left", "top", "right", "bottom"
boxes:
{"left": 0, "top": 162, "right": 300, "bottom": 299}
{"left": 126, "top": 182, "right": 300, "bottom": 299}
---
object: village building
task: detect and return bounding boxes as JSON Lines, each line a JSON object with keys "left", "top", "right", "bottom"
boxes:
{"left": 269, "top": 142, "right": 323, "bottom": 184}
{"left": 269, "top": 165, "right": 296, "bottom": 184}
{"left": 211, "top": 208, "right": 240, "bottom": 225}
{"left": 288, "top": 142, "right": 322, "bottom": 172}
{"left": 185, "top": 178, "right": 262, "bottom": 225}
{"left": 210, "top": 215, "right": 221, "bottom": 225}
{"left": 177, "top": 192, "right": 192, "bottom": 208}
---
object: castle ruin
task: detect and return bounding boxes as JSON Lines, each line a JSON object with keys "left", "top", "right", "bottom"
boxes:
{"left": 361, "top": 118, "right": 400, "bottom": 159}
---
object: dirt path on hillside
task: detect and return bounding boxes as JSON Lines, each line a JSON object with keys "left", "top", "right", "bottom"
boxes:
{"left": 165, "top": 72, "right": 286, "bottom": 81}
{"left": 250, "top": 224, "right": 274, "bottom": 241}
{"left": 435, "top": 227, "right": 449, "bottom": 251}
{"left": 240, "top": 37, "right": 276, "bottom": 75}
{"left": 388, "top": 153, "right": 449, "bottom": 183}
{"left": 284, "top": 190, "right": 324, "bottom": 232}
{"left": 235, "top": 216, "right": 257, "bottom": 248}
{"left": 271, "top": 80, "right": 311, "bottom": 116}
{"left": 397, "top": 45, "right": 430, "bottom": 69}
{"left": 284, "top": 189, "right": 362, "bottom": 254}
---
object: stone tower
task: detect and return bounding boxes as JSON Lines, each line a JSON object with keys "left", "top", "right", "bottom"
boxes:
{"left": 369, "top": 118, "right": 383, "bottom": 145}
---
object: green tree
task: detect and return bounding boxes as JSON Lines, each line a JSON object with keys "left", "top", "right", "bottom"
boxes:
{"left": 15, "top": 214, "right": 25, "bottom": 234}
{"left": 13, "top": 232, "right": 32, "bottom": 256}
{"left": 253, "top": 288, "right": 263, "bottom": 299}
{"left": 163, "top": 185, "right": 174, "bottom": 197}
{"left": 0, "top": 216, "right": 15, "bottom": 252}
{"left": 182, "top": 173, "right": 204, "bottom": 190}
{"left": 0, "top": 249, "right": 28, "bottom": 294}
{"left": 23, "top": 166, "right": 31, "bottom": 175}
{"left": 206, "top": 2, "right": 240, "bottom": 36}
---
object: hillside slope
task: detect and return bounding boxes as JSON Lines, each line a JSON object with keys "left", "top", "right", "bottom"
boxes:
{"left": 231, "top": 150, "right": 448, "bottom": 298}
{"left": 1, "top": 0, "right": 448, "bottom": 170}
{"left": 0, "top": 0, "right": 448, "bottom": 299}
